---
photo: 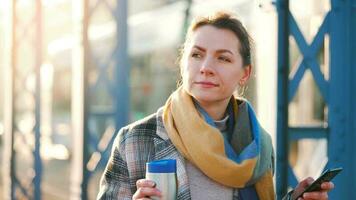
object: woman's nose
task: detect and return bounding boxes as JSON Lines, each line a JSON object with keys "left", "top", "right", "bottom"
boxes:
{"left": 200, "top": 57, "right": 214, "bottom": 75}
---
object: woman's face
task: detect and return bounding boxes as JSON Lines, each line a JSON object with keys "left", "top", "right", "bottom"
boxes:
{"left": 181, "top": 25, "right": 251, "bottom": 106}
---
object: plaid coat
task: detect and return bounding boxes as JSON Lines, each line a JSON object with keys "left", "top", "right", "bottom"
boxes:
{"left": 97, "top": 107, "right": 244, "bottom": 200}
{"left": 97, "top": 107, "right": 291, "bottom": 200}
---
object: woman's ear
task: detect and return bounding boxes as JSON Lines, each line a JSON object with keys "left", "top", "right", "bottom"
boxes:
{"left": 239, "top": 65, "right": 252, "bottom": 86}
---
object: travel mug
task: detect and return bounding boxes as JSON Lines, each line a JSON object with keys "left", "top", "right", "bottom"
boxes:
{"left": 145, "top": 159, "right": 177, "bottom": 200}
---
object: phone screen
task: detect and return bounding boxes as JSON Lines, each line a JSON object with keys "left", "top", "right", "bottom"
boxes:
{"left": 293, "top": 167, "right": 342, "bottom": 200}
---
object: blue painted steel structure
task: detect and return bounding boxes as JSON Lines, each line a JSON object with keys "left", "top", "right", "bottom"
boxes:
{"left": 276, "top": 0, "right": 289, "bottom": 197}
{"left": 2, "top": 0, "right": 43, "bottom": 199}
{"left": 34, "top": 2, "right": 43, "bottom": 199}
{"left": 70, "top": 0, "right": 129, "bottom": 199}
{"left": 276, "top": 0, "right": 356, "bottom": 199}
{"left": 181, "top": 0, "right": 193, "bottom": 42}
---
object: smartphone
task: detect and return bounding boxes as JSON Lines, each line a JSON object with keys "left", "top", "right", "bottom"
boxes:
{"left": 293, "top": 167, "right": 343, "bottom": 200}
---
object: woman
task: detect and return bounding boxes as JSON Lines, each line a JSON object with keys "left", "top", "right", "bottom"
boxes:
{"left": 97, "top": 11, "right": 334, "bottom": 200}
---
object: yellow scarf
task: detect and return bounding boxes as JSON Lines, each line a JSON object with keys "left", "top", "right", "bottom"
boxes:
{"left": 162, "top": 87, "right": 275, "bottom": 200}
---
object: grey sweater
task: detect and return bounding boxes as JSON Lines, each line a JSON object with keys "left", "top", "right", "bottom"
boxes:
{"left": 186, "top": 115, "right": 234, "bottom": 200}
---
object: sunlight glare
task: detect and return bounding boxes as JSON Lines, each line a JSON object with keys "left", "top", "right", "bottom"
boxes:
{"left": 42, "top": 0, "right": 68, "bottom": 7}
{"left": 0, "top": 123, "right": 4, "bottom": 136}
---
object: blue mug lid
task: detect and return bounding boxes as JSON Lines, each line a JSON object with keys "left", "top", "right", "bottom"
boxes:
{"left": 146, "top": 159, "right": 176, "bottom": 173}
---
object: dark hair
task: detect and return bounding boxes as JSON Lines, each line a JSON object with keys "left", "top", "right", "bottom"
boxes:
{"left": 182, "top": 11, "right": 252, "bottom": 66}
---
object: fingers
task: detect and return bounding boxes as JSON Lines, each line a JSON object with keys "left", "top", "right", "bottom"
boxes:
{"left": 291, "top": 177, "right": 315, "bottom": 200}
{"left": 133, "top": 187, "right": 161, "bottom": 199}
{"left": 321, "top": 181, "right": 335, "bottom": 191}
{"left": 136, "top": 179, "right": 156, "bottom": 188}
{"left": 301, "top": 181, "right": 334, "bottom": 200}
{"left": 301, "top": 191, "right": 328, "bottom": 200}
{"left": 133, "top": 179, "right": 161, "bottom": 200}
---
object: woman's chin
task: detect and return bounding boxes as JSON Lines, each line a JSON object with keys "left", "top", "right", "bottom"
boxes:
{"left": 191, "top": 93, "right": 221, "bottom": 104}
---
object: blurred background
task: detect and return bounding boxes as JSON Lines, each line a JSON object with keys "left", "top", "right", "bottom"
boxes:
{"left": 0, "top": 0, "right": 355, "bottom": 199}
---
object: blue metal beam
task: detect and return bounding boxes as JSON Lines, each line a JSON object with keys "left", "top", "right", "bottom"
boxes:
{"left": 352, "top": 0, "right": 356, "bottom": 193}
{"left": 81, "top": 0, "right": 90, "bottom": 198}
{"left": 33, "top": 1, "right": 43, "bottom": 199}
{"left": 276, "top": 0, "right": 289, "bottom": 199}
{"left": 287, "top": 166, "right": 298, "bottom": 188}
{"left": 114, "top": 0, "right": 130, "bottom": 132}
{"left": 328, "top": 0, "right": 355, "bottom": 198}
{"left": 289, "top": 127, "right": 328, "bottom": 141}
{"left": 181, "top": 0, "right": 193, "bottom": 43}
{"left": 288, "top": 13, "right": 330, "bottom": 102}
{"left": 2, "top": 1, "right": 16, "bottom": 199}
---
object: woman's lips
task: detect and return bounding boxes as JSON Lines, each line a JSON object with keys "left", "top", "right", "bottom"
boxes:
{"left": 195, "top": 81, "right": 218, "bottom": 88}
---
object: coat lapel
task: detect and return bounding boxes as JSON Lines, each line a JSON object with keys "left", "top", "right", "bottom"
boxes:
{"left": 154, "top": 108, "right": 191, "bottom": 199}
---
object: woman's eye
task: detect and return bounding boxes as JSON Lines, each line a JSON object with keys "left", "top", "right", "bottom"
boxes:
{"left": 218, "top": 56, "right": 231, "bottom": 63}
{"left": 191, "top": 53, "right": 202, "bottom": 58}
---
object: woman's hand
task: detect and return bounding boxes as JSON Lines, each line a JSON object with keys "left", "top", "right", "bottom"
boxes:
{"left": 291, "top": 177, "right": 334, "bottom": 200}
{"left": 132, "top": 179, "right": 162, "bottom": 200}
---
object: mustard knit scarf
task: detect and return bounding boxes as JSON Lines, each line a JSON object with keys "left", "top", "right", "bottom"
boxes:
{"left": 162, "top": 87, "right": 275, "bottom": 200}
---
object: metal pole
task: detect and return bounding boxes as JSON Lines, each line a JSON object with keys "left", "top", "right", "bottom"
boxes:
{"left": 352, "top": 0, "right": 356, "bottom": 194}
{"left": 70, "top": 0, "right": 90, "bottom": 199}
{"left": 34, "top": 0, "right": 43, "bottom": 199}
{"left": 114, "top": 0, "right": 130, "bottom": 131}
{"left": 180, "top": 0, "right": 193, "bottom": 43}
{"left": 276, "top": 0, "right": 289, "bottom": 199}
{"left": 3, "top": 0, "right": 16, "bottom": 199}
{"left": 82, "top": 0, "right": 91, "bottom": 198}
{"left": 328, "top": 0, "right": 354, "bottom": 198}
